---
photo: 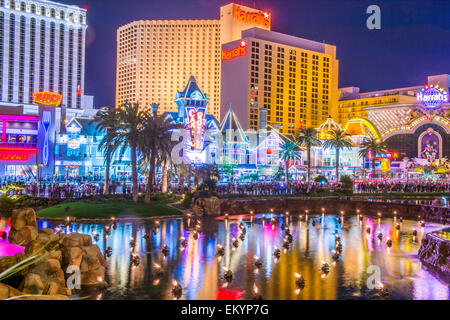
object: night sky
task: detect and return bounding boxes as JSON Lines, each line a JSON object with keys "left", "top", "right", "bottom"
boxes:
{"left": 61, "top": 0, "right": 450, "bottom": 107}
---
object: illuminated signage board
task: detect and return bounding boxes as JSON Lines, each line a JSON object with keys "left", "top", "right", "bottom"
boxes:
{"left": 0, "top": 148, "right": 37, "bottom": 161}
{"left": 222, "top": 40, "right": 247, "bottom": 61}
{"left": 417, "top": 85, "right": 448, "bottom": 109}
{"left": 233, "top": 4, "right": 270, "bottom": 28}
{"left": 369, "top": 151, "right": 399, "bottom": 160}
{"left": 67, "top": 139, "right": 81, "bottom": 150}
{"left": 33, "top": 91, "right": 62, "bottom": 106}
{"left": 185, "top": 107, "right": 206, "bottom": 150}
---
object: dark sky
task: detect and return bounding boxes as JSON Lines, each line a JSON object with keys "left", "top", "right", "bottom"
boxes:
{"left": 61, "top": 0, "right": 450, "bottom": 107}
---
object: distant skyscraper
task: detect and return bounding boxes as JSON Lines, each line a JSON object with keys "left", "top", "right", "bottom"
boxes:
{"left": 0, "top": 0, "right": 87, "bottom": 109}
{"left": 116, "top": 2, "right": 272, "bottom": 121}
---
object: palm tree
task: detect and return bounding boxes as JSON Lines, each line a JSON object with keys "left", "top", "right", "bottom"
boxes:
{"left": 358, "top": 137, "right": 387, "bottom": 178}
{"left": 139, "top": 113, "right": 183, "bottom": 203}
{"left": 322, "top": 129, "right": 353, "bottom": 182}
{"left": 92, "top": 107, "right": 123, "bottom": 195}
{"left": 296, "top": 128, "right": 322, "bottom": 182}
{"left": 279, "top": 140, "right": 300, "bottom": 185}
{"left": 115, "top": 102, "right": 147, "bottom": 202}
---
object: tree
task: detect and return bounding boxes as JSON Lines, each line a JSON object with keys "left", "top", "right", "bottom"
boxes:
{"left": 279, "top": 140, "right": 300, "bottom": 185}
{"left": 115, "top": 102, "right": 147, "bottom": 202}
{"left": 322, "top": 129, "right": 352, "bottom": 182}
{"left": 92, "top": 107, "right": 124, "bottom": 195}
{"left": 296, "top": 128, "right": 322, "bottom": 182}
{"left": 138, "top": 112, "right": 183, "bottom": 203}
{"left": 358, "top": 137, "right": 387, "bottom": 178}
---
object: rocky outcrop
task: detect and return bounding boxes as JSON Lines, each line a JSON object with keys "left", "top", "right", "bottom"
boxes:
{"left": 192, "top": 197, "right": 221, "bottom": 216}
{"left": 8, "top": 208, "right": 38, "bottom": 246}
{"left": 0, "top": 209, "right": 106, "bottom": 299}
{"left": 418, "top": 232, "right": 450, "bottom": 282}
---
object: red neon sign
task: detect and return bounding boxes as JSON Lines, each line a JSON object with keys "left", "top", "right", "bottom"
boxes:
{"left": 0, "top": 148, "right": 37, "bottom": 161}
{"left": 186, "top": 107, "right": 206, "bottom": 150}
{"left": 222, "top": 40, "right": 247, "bottom": 61}
{"left": 33, "top": 91, "right": 62, "bottom": 106}
{"left": 233, "top": 4, "right": 271, "bottom": 28}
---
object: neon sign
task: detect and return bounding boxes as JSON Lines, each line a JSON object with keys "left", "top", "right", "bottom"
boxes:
{"left": 33, "top": 91, "right": 62, "bottom": 106}
{"left": 222, "top": 40, "right": 247, "bottom": 61}
{"left": 185, "top": 107, "right": 206, "bottom": 150}
{"left": 373, "top": 151, "right": 399, "bottom": 160}
{"left": 0, "top": 148, "right": 37, "bottom": 161}
{"left": 417, "top": 85, "right": 448, "bottom": 109}
{"left": 233, "top": 4, "right": 270, "bottom": 28}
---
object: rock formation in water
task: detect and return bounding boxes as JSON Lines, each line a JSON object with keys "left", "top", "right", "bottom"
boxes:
{"left": 418, "top": 232, "right": 450, "bottom": 282}
{"left": 0, "top": 208, "right": 106, "bottom": 300}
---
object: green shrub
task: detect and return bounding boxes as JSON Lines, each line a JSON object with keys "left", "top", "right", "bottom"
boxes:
{"left": 314, "top": 175, "right": 328, "bottom": 184}
{"left": 0, "top": 195, "right": 16, "bottom": 215}
{"left": 340, "top": 175, "right": 354, "bottom": 189}
{"left": 182, "top": 192, "right": 192, "bottom": 209}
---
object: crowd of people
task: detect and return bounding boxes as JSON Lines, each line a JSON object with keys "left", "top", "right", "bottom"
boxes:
{"left": 354, "top": 181, "right": 450, "bottom": 193}
{"left": 1, "top": 178, "right": 450, "bottom": 200}
{"left": 216, "top": 182, "right": 338, "bottom": 195}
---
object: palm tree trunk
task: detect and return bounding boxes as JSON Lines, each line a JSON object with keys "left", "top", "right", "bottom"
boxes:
{"left": 285, "top": 160, "right": 289, "bottom": 185}
{"left": 162, "top": 159, "right": 168, "bottom": 193}
{"left": 307, "top": 145, "right": 311, "bottom": 183}
{"left": 372, "top": 158, "right": 376, "bottom": 178}
{"left": 131, "top": 145, "right": 138, "bottom": 203}
{"left": 145, "top": 151, "right": 157, "bottom": 204}
{"left": 179, "top": 171, "right": 184, "bottom": 187}
{"left": 103, "top": 154, "right": 111, "bottom": 195}
{"left": 335, "top": 148, "right": 340, "bottom": 182}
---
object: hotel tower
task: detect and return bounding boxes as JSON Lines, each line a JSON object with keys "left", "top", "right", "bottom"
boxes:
{"left": 116, "top": 3, "right": 272, "bottom": 120}
{"left": 0, "top": 0, "right": 88, "bottom": 111}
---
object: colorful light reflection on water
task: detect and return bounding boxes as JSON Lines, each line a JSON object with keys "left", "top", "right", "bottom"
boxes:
{"left": 0, "top": 214, "right": 448, "bottom": 300}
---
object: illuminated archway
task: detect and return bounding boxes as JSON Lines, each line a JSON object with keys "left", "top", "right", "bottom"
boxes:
{"left": 381, "top": 116, "right": 450, "bottom": 140}
{"left": 348, "top": 118, "right": 381, "bottom": 139}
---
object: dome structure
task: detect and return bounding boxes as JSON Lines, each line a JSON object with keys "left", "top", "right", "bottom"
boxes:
{"left": 317, "top": 116, "right": 341, "bottom": 140}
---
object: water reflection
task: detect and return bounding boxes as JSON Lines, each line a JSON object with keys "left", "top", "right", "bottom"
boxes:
{"left": 0, "top": 213, "right": 448, "bottom": 300}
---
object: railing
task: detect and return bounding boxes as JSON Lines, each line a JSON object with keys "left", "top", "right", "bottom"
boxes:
{"left": 0, "top": 142, "right": 38, "bottom": 149}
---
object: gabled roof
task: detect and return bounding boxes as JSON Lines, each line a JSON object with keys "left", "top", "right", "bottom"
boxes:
{"left": 343, "top": 119, "right": 367, "bottom": 136}
{"left": 175, "top": 76, "right": 208, "bottom": 100}
{"left": 220, "top": 109, "right": 247, "bottom": 143}
{"left": 66, "top": 117, "right": 98, "bottom": 136}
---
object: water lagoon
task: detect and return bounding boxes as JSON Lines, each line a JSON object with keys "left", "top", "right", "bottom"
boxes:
{"left": 1, "top": 213, "right": 449, "bottom": 300}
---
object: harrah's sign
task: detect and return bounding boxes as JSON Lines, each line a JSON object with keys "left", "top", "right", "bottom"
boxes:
{"left": 222, "top": 41, "right": 247, "bottom": 61}
{"left": 233, "top": 4, "right": 270, "bottom": 29}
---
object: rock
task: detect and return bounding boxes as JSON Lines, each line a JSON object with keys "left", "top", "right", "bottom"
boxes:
{"left": 192, "top": 197, "right": 221, "bottom": 216}
{"left": 0, "top": 283, "right": 22, "bottom": 299}
{"left": 418, "top": 232, "right": 450, "bottom": 282}
{"left": 38, "top": 228, "right": 54, "bottom": 235}
{"left": 65, "top": 247, "right": 83, "bottom": 267}
{"left": 8, "top": 208, "right": 38, "bottom": 246}
{"left": 22, "top": 273, "right": 45, "bottom": 294}
{"left": 48, "top": 250, "right": 62, "bottom": 262}
{"left": 0, "top": 253, "right": 27, "bottom": 274}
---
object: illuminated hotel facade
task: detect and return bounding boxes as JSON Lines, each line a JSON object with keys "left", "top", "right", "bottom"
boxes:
{"left": 337, "top": 74, "right": 450, "bottom": 176}
{"left": 221, "top": 28, "right": 340, "bottom": 135}
{"left": 0, "top": 0, "right": 89, "bottom": 113}
{"left": 116, "top": 2, "right": 271, "bottom": 121}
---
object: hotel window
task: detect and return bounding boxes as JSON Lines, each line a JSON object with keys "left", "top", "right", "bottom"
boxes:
{"left": 76, "top": 28, "right": 83, "bottom": 108}
{"left": 28, "top": 17, "right": 36, "bottom": 101}
{"left": 67, "top": 28, "right": 74, "bottom": 107}
{"left": 0, "top": 0, "right": 3, "bottom": 7}
{"left": 18, "top": 15, "right": 25, "bottom": 103}
{"left": 0, "top": 12, "right": 3, "bottom": 99}
{"left": 40, "top": 6, "right": 45, "bottom": 15}
{"left": 10, "top": 0, "right": 15, "bottom": 9}
{"left": 49, "top": 22, "right": 55, "bottom": 92}
{"left": 58, "top": 24, "right": 65, "bottom": 95}
{"left": 7, "top": 14, "right": 15, "bottom": 101}
{"left": 39, "top": 20, "right": 45, "bottom": 92}
{"left": 19, "top": 1, "right": 24, "bottom": 10}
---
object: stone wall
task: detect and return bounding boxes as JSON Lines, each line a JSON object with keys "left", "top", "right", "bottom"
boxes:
{"left": 219, "top": 197, "right": 450, "bottom": 223}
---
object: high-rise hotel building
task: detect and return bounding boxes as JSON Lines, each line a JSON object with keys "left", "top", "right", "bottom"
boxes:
{"left": 221, "top": 28, "right": 340, "bottom": 135}
{"left": 0, "top": 0, "right": 88, "bottom": 111}
{"left": 116, "top": 3, "right": 271, "bottom": 120}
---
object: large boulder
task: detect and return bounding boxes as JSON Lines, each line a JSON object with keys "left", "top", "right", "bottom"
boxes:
{"left": 8, "top": 208, "right": 38, "bottom": 246}
{"left": 0, "top": 283, "right": 23, "bottom": 299}
{"left": 192, "top": 197, "right": 221, "bottom": 216}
